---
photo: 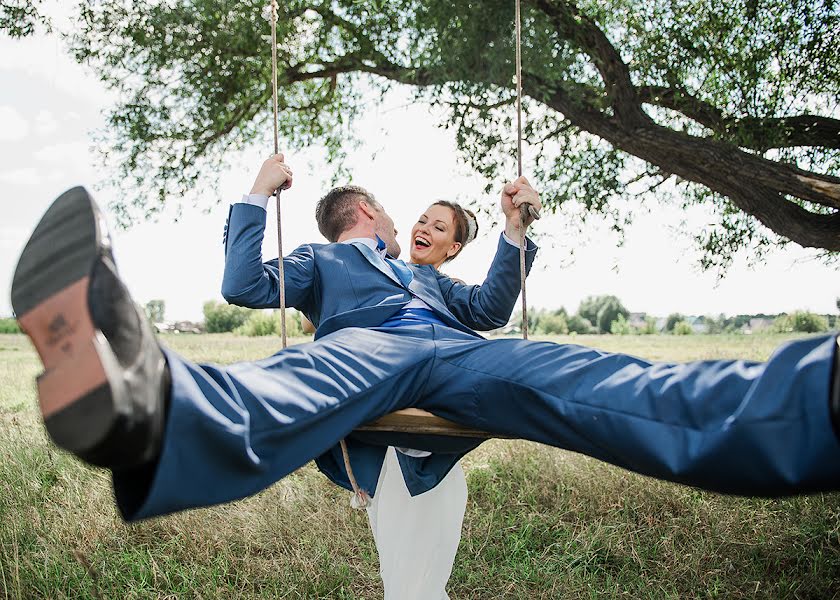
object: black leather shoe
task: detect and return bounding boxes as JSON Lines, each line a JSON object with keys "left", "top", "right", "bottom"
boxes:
{"left": 11, "top": 186, "right": 167, "bottom": 469}
{"left": 831, "top": 334, "right": 840, "bottom": 442}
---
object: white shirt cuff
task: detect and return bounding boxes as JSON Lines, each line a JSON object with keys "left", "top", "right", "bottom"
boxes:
{"left": 237, "top": 194, "right": 270, "bottom": 210}
{"left": 502, "top": 231, "right": 533, "bottom": 248}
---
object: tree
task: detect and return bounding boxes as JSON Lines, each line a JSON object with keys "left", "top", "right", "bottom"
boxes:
{"left": 610, "top": 313, "right": 632, "bottom": 335}
{"left": 552, "top": 307, "right": 568, "bottom": 319}
{"left": 144, "top": 299, "right": 166, "bottom": 324}
{"left": 664, "top": 313, "right": 684, "bottom": 333}
{"left": 673, "top": 320, "right": 694, "bottom": 335}
{"left": 703, "top": 313, "right": 727, "bottom": 335}
{"left": 538, "top": 312, "right": 568, "bottom": 334}
{"left": 203, "top": 300, "right": 251, "bottom": 333}
{"left": 68, "top": 0, "right": 839, "bottom": 270}
{"left": 566, "top": 314, "right": 594, "bottom": 334}
{"left": 577, "top": 295, "right": 628, "bottom": 333}
{"left": 510, "top": 309, "right": 541, "bottom": 334}
{"left": 596, "top": 296, "right": 629, "bottom": 334}
{"left": 773, "top": 311, "right": 829, "bottom": 333}
{"left": 640, "top": 316, "right": 658, "bottom": 335}
{"left": 1, "top": 1, "right": 48, "bottom": 38}
{"left": 576, "top": 296, "right": 605, "bottom": 327}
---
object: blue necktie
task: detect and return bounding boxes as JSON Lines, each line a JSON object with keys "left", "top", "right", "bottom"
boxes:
{"left": 376, "top": 237, "right": 414, "bottom": 288}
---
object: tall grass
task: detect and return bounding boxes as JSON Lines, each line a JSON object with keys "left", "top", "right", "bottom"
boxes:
{"left": 1, "top": 333, "right": 838, "bottom": 599}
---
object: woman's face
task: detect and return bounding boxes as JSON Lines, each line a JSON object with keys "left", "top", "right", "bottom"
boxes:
{"left": 409, "top": 204, "right": 462, "bottom": 268}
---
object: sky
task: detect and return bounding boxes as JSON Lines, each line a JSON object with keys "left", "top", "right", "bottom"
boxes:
{"left": 1, "top": 12, "right": 837, "bottom": 323}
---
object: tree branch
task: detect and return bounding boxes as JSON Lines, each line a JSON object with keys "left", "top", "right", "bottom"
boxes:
{"left": 284, "top": 54, "right": 440, "bottom": 88}
{"left": 189, "top": 95, "right": 264, "bottom": 164}
{"left": 638, "top": 85, "right": 840, "bottom": 150}
{"left": 533, "top": 0, "right": 648, "bottom": 126}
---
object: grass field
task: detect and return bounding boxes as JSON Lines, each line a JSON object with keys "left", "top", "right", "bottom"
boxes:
{"left": 1, "top": 333, "right": 839, "bottom": 599}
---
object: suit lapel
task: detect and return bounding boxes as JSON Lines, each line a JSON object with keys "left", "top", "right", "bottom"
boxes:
{"left": 350, "top": 242, "right": 403, "bottom": 287}
{"left": 350, "top": 243, "right": 457, "bottom": 321}
{"left": 407, "top": 266, "right": 452, "bottom": 317}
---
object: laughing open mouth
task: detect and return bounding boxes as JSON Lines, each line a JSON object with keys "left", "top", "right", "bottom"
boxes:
{"left": 414, "top": 237, "right": 431, "bottom": 248}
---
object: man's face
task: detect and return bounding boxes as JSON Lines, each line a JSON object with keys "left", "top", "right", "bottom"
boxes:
{"left": 373, "top": 205, "right": 401, "bottom": 258}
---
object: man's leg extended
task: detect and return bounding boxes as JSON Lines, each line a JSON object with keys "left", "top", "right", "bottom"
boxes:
{"left": 117, "top": 327, "right": 435, "bottom": 520}
{"left": 422, "top": 328, "right": 840, "bottom": 495}
{"left": 12, "top": 187, "right": 436, "bottom": 521}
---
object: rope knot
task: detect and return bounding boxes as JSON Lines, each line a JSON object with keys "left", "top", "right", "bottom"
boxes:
{"left": 349, "top": 489, "right": 371, "bottom": 510}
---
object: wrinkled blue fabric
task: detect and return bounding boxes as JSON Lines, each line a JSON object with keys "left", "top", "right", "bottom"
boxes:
{"left": 111, "top": 203, "right": 840, "bottom": 521}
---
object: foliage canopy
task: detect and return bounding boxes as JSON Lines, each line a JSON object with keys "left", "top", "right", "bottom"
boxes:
{"left": 1, "top": 0, "right": 48, "bottom": 38}
{"left": 63, "top": 0, "right": 840, "bottom": 269}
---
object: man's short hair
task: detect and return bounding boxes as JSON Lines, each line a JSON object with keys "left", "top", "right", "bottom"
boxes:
{"left": 315, "top": 185, "right": 379, "bottom": 242}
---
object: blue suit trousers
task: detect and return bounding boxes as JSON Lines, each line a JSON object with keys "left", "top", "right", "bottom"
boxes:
{"left": 114, "top": 326, "right": 840, "bottom": 521}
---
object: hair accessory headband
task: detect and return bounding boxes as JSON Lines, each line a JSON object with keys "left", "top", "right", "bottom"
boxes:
{"left": 465, "top": 213, "right": 478, "bottom": 245}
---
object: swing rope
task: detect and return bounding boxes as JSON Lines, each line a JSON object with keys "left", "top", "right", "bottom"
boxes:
{"left": 515, "top": 0, "right": 531, "bottom": 339}
{"left": 268, "top": 0, "right": 288, "bottom": 350}
{"left": 266, "top": 1, "right": 367, "bottom": 507}
{"left": 264, "top": 0, "right": 536, "bottom": 508}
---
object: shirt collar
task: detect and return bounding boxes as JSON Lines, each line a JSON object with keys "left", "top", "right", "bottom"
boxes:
{"left": 342, "top": 236, "right": 387, "bottom": 257}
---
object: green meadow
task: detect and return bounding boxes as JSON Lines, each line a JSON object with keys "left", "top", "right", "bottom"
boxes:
{"left": 1, "top": 333, "right": 838, "bottom": 599}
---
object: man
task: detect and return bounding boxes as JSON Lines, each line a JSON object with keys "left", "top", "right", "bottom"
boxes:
{"left": 11, "top": 155, "right": 840, "bottom": 525}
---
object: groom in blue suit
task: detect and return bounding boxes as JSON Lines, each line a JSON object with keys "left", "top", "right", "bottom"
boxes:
{"left": 11, "top": 154, "right": 840, "bottom": 523}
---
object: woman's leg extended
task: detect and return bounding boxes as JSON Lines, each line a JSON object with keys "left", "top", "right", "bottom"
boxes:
{"left": 423, "top": 331, "right": 840, "bottom": 495}
{"left": 367, "top": 448, "right": 467, "bottom": 600}
{"left": 115, "top": 327, "right": 436, "bottom": 521}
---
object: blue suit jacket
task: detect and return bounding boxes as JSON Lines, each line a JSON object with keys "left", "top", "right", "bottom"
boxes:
{"left": 221, "top": 202, "right": 537, "bottom": 495}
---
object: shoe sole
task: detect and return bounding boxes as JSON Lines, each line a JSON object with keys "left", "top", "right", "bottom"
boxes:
{"left": 11, "top": 187, "right": 120, "bottom": 455}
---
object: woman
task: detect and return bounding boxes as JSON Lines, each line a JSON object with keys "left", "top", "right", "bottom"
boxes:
{"left": 407, "top": 200, "right": 478, "bottom": 269}
{"left": 365, "top": 200, "right": 479, "bottom": 600}
{"left": 302, "top": 200, "right": 479, "bottom": 598}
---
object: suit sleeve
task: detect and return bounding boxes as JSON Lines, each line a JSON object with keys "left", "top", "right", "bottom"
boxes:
{"left": 221, "top": 203, "right": 315, "bottom": 310}
{"left": 436, "top": 233, "right": 537, "bottom": 331}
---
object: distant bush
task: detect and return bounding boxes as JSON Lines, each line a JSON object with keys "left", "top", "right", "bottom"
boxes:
{"left": 203, "top": 301, "right": 251, "bottom": 333}
{"left": 577, "top": 295, "right": 629, "bottom": 334}
{"left": 236, "top": 310, "right": 306, "bottom": 337}
{"left": 596, "top": 298, "right": 629, "bottom": 334}
{"left": 673, "top": 320, "right": 693, "bottom": 335}
{"left": 511, "top": 308, "right": 569, "bottom": 335}
{"left": 576, "top": 296, "right": 602, "bottom": 326}
{"left": 610, "top": 314, "right": 633, "bottom": 335}
{"left": 772, "top": 311, "right": 829, "bottom": 334}
{"left": 665, "top": 313, "right": 684, "bottom": 333}
{"left": 703, "top": 314, "right": 726, "bottom": 335}
{"left": 538, "top": 313, "right": 568, "bottom": 335}
{"left": 0, "top": 318, "right": 21, "bottom": 333}
{"left": 566, "top": 314, "right": 594, "bottom": 334}
{"left": 639, "top": 316, "right": 658, "bottom": 335}
{"left": 236, "top": 311, "right": 278, "bottom": 337}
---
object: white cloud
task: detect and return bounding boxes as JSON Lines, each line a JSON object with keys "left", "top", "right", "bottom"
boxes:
{"left": 32, "top": 141, "right": 90, "bottom": 162}
{"left": 0, "top": 31, "right": 113, "bottom": 106}
{"left": 0, "top": 167, "right": 37, "bottom": 184}
{"left": 0, "top": 106, "right": 30, "bottom": 141}
{"left": 34, "top": 109, "right": 58, "bottom": 135}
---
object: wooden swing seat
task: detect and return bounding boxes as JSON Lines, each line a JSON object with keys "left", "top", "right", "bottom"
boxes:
{"left": 356, "top": 408, "right": 497, "bottom": 438}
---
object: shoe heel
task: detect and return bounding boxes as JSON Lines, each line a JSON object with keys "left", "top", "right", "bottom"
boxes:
{"left": 18, "top": 276, "right": 117, "bottom": 453}
{"left": 13, "top": 186, "right": 161, "bottom": 470}
{"left": 11, "top": 187, "right": 117, "bottom": 453}
{"left": 37, "top": 336, "right": 117, "bottom": 453}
